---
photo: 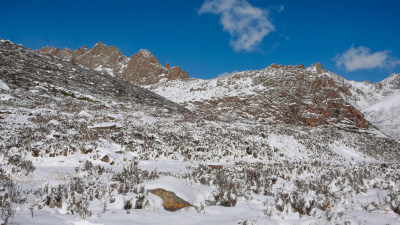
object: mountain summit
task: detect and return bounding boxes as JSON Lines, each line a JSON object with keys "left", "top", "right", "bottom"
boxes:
{"left": 40, "top": 42, "right": 189, "bottom": 85}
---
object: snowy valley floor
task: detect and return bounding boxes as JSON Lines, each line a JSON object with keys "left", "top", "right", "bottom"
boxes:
{"left": 5, "top": 156, "right": 400, "bottom": 225}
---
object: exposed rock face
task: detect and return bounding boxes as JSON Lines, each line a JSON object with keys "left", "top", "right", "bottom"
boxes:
{"left": 253, "top": 64, "right": 368, "bottom": 128}
{"left": 309, "top": 62, "right": 323, "bottom": 75}
{"left": 315, "top": 62, "right": 323, "bottom": 74}
{"left": 41, "top": 42, "right": 127, "bottom": 77}
{"left": 122, "top": 50, "right": 188, "bottom": 85}
{"left": 149, "top": 189, "right": 192, "bottom": 211}
{"left": 40, "top": 42, "right": 189, "bottom": 85}
{"left": 167, "top": 66, "right": 188, "bottom": 81}
{"left": 149, "top": 63, "right": 370, "bottom": 128}
{"left": 123, "top": 49, "right": 164, "bottom": 84}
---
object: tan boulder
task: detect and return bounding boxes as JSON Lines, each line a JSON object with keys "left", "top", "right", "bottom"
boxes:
{"left": 149, "top": 188, "right": 192, "bottom": 211}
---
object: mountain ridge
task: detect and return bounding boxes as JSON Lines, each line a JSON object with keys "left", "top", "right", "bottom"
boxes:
{"left": 1, "top": 38, "right": 193, "bottom": 118}
{"left": 40, "top": 42, "right": 189, "bottom": 85}
{"left": 148, "top": 63, "right": 400, "bottom": 140}
{"left": 149, "top": 63, "right": 369, "bottom": 127}
{"left": 40, "top": 40, "right": 400, "bottom": 139}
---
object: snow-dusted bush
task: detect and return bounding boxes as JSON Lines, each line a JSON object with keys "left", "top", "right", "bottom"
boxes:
{"left": 389, "top": 191, "right": 400, "bottom": 215}
{"left": 112, "top": 163, "right": 158, "bottom": 194}
{"left": 0, "top": 179, "right": 25, "bottom": 225}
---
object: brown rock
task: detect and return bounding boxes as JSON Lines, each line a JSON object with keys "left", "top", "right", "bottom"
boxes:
{"left": 72, "top": 42, "right": 127, "bottom": 78}
{"left": 41, "top": 42, "right": 189, "bottom": 85}
{"left": 150, "top": 188, "right": 192, "bottom": 211}
{"left": 167, "top": 66, "right": 180, "bottom": 80}
{"left": 208, "top": 165, "right": 223, "bottom": 170}
{"left": 101, "top": 155, "right": 110, "bottom": 163}
{"left": 269, "top": 64, "right": 283, "bottom": 69}
{"left": 123, "top": 50, "right": 166, "bottom": 85}
{"left": 40, "top": 46, "right": 59, "bottom": 55}
{"left": 123, "top": 50, "right": 189, "bottom": 85}
{"left": 296, "top": 64, "right": 306, "bottom": 69}
{"left": 315, "top": 62, "right": 323, "bottom": 74}
{"left": 32, "top": 151, "right": 39, "bottom": 157}
{"left": 80, "top": 148, "right": 93, "bottom": 154}
{"left": 305, "top": 119, "right": 314, "bottom": 127}
{"left": 188, "top": 65, "right": 369, "bottom": 129}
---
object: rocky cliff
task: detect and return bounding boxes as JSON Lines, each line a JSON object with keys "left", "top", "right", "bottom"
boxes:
{"left": 41, "top": 42, "right": 189, "bottom": 85}
{"left": 122, "top": 49, "right": 188, "bottom": 85}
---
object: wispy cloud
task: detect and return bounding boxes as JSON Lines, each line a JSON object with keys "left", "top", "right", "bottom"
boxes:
{"left": 199, "top": 0, "right": 275, "bottom": 52}
{"left": 335, "top": 45, "right": 400, "bottom": 71}
{"left": 217, "top": 70, "right": 238, "bottom": 77}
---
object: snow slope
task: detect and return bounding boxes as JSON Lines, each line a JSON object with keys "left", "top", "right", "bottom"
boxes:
{"left": 362, "top": 91, "right": 400, "bottom": 140}
{"left": 347, "top": 74, "right": 400, "bottom": 140}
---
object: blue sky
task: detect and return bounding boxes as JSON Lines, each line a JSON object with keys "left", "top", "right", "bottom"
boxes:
{"left": 1, "top": 0, "right": 399, "bottom": 82}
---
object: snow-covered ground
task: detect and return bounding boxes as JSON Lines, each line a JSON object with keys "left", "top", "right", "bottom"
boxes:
{"left": 362, "top": 91, "right": 400, "bottom": 140}
{"left": 1, "top": 39, "right": 400, "bottom": 225}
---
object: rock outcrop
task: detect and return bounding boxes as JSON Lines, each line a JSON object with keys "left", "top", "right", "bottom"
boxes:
{"left": 308, "top": 62, "right": 324, "bottom": 75}
{"left": 150, "top": 63, "right": 370, "bottom": 128}
{"left": 40, "top": 42, "right": 189, "bottom": 85}
{"left": 122, "top": 50, "right": 188, "bottom": 85}
{"left": 256, "top": 64, "right": 369, "bottom": 128}
{"left": 149, "top": 188, "right": 192, "bottom": 211}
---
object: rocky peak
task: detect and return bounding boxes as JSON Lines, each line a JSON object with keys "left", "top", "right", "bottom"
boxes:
{"left": 167, "top": 66, "right": 188, "bottom": 80}
{"left": 41, "top": 43, "right": 189, "bottom": 85}
{"left": 122, "top": 50, "right": 164, "bottom": 84}
{"left": 138, "top": 49, "right": 153, "bottom": 58}
{"left": 95, "top": 41, "right": 105, "bottom": 47}
{"left": 122, "top": 49, "right": 189, "bottom": 85}
{"left": 40, "top": 46, "right": 59, "bottom": 55}
{"left": 41, "top": 46, "right": 75, "bottom": 61}
{"left": 268, "top": 64, "right": 285, "bottom": 69}
{"left": 308, "top": 62, "right": 324, "bottom": 74}
{"left": 268, "top": 64, "right": 306, "bottom": 71}
{"left": 131, "top": 49, "right": 161, "bottom": 65}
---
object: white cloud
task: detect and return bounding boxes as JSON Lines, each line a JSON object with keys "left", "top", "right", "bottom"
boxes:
{"left": 199, "top": 0, "right": 275, "bottom": 52}
{"left": 217, "top": 70, "right": 238, "bottom": 77}
{"left": 335, "top": 46, "right": 400, "bottom": 71}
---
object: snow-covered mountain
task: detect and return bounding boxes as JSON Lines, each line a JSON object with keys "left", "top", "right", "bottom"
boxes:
{"left": 40, "top": 41, "right": 400, "bottom": 141}
{"left": 347, "top": 73, "right": 400, "bottom": 140}
{"left": 148, "top": 63, "right": 400, "bottom": 140}
{"left": 1, "top": 39, "right": 400, "bottom": 225}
